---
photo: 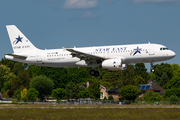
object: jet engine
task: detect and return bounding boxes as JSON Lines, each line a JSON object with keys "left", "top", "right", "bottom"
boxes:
{"left": 101, "top": 59, "right": 126, "bottom": 71}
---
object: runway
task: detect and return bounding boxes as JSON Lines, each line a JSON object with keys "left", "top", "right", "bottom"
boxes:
{"left": 0, "top": 106, "right": 180, "bottom": 109}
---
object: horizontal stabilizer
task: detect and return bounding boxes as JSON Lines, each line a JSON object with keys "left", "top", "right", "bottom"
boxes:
{"left": 5, "top": 53, "right": 27, "bottom": 59}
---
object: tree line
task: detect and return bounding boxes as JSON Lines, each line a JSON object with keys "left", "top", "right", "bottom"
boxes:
{"left": 0, "top": 58, "right": 180, "bottom": 101}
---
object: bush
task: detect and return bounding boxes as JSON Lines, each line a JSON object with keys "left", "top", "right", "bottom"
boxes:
{"left": 104, "top": 97, "right": 107, "bottom": 100}
{"left": 108, "top": 95, "right": 114, "bottom": 101}
{"left": 27, "top": 88, "right": 39, "bottom": 102}
{"left": 13, "top": 89, "right": 22, "bottom": 100}
{"left": 21, "top": 88, "right": 28, "bottom": 101}
{"left": 135, "top": 97, "right": 144, "bottom": 101}
{"left": 30, "top": 75, "right": 54, "bottom": 100}
{"left": 169, "top": 95, "right": 179, "bottom": 104}
{"left": 163, "top": 88, "right": 180, "bottom": 98}
{"left": 119, "top": 85, "right": 141, "bottom": 100}
{"left": 87, "top": 81, "right": 100, "bottom": 100}
{"left": 78, "top": 90, "right": 89, "bottom": 98}
{"left": 52, "top": 88, "right": 66, "bottom": 101}
{"left": 143, "top": 91, "right": 162, "bottom": 101}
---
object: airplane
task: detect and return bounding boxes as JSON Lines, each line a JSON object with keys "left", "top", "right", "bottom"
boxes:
{"left": 5, "top": 25, "right": 176, "bottom": 76}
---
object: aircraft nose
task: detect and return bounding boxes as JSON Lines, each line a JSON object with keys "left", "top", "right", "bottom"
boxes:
{"left": 169, "top": 50, "right": 176, "bottom": 58}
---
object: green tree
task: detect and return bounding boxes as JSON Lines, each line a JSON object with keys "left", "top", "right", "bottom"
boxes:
{"left": 88, "top": 80, "right": 100, "bottom": 100}
{"left": 165, "top": 64, "right": 180, "bottom": 89}
{"left": 0, "top": 58, "right": 15, "bottom": 70}
{"left": 12, "top": 63, "right": 24, "bottom": 76}
{"left": 2, "top": 80, "right": 12, "bottom": 92}
{"left": 27, "top": 88, "right": 39, "bottom": 103}
{"left": 118, "top": 65, "right": 136, "bottom": 88}
{"left": 30, "top": 75, "right": 54, "bottom": 100}
{"left": 102, "top": 65, "right": 137, "bottom": 89}
{"left": 66, "top": 67, "right": 91, "bottom": 84}
{"left": 135, "top": 63, "right": 148, "bottom": 80}
{"left": 133, "top": 75, "right": 145, "bottom": 85}
{"left": 171, "top": 64, "right": 180, "bottom": 77}
{"left": 29, "top": 66, "right": 69, "bottom": 89}
{"left": 159, "top": 73, "right": 169, "bottom": 87}
{"left": 11, "top": 71, "right": 30, "bottom": 90}
{"left": 165, "top": 76, "right": 180, "bottom": 89}
{"left": 163, "top": 88, "right": 180, "bottom": 98}
{"left": 169, "top": 95, "right": 179, "bottom": 104}
{"left": 1, "top": 80, "right": 13, "bottom": 97}
{"left": 153, "top": 63, "right": 173, "bottom": 86}
{"left": 65, "top": 81, "right": 75, "bottom": 100}
{"left": 97, "top": 68, "right": 109, "bottom": 80}
{"left": 0, "top": 64, "right": 15, "bottom": 92}
{"left": 0, "top": 58, "right": 9, "bottom": 65}
{"left": 143, "top": 91, "right": 161, "bottom": 101}
{"left": 148, "top": 72, "right": 156, "bottom": 81}
{"left": 73, "top": 84, "right": 81, "bottom": 99}
{"left": 28, "top": 66, "right": 91, "bottom": 90}
{"left": 78, "top": 90, "right": 89, "bottom": 98}
{"left": 119, "top": 85, "right": 141, "bottom": 100}
{"left": 52, "top": 88, "right": 66, "bottom": 101}
{"left": 27, "top": 65, "right": 37, "bottom": 78}
{"left": 13, "top": 89, "right": 22, "bottom": 100}
{"left": 102, "top": 71, "right": 121, "bottom": 89}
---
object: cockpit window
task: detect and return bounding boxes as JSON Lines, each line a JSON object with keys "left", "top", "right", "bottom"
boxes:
{"left": 160, "top": 47, "right": 169, "bottom": 50}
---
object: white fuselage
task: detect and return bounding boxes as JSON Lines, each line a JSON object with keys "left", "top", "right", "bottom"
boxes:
{"left": 5, "top": 43, "right": 176, "bottom": 68}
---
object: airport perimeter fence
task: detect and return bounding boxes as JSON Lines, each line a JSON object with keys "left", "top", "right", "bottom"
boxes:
{"left": 17, "top": 99, "right": 180, "bottom": 105}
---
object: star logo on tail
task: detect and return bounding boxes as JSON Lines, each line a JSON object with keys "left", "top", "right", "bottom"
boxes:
{"left": 14, "top": 35, "right": 23, "bottom": 44}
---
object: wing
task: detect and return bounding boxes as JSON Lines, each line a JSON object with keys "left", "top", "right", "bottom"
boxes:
{"left": 65, "top": 48, "right": 105, "bottom": 64}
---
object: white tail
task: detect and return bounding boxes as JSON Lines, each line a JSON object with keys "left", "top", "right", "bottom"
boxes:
{"left": 6, "top": 25, "right": 38, "bottom": 53}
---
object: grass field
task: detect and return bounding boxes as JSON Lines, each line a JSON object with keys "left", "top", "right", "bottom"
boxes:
{"left": 0, "top": 104, "right": 180, "bottom": 120}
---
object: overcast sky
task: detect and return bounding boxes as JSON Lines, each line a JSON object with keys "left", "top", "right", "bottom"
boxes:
{"left": 0, "top": 0, "right": 180, "bottom": 71}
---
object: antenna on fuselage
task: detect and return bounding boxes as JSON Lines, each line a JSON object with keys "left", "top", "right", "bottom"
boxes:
{"left": 62, "top": 47, "right": 66, "bottom": 52}
{"left": 148, "top": 42, "right": 151, "bottom": 44}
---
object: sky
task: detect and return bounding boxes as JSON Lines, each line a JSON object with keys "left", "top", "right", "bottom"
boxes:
{"left": 0, "top": 0, "right": 180, "bottom": 71}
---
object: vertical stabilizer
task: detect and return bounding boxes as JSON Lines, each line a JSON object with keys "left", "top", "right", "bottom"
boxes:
{"left": 6, "top": 25, "right": 38, "bottom": 53}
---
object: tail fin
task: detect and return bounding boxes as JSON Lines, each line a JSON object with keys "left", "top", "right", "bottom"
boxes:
{"left": 6, "top": 25, "right": 38, "bottom": 53}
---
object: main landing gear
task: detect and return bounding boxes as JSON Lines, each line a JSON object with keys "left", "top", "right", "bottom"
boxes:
{"left": 150, "top": 62, "right": 154, "bottom": 73}
{"left": 90, "top": 68, "right": 99, "bottom": 77}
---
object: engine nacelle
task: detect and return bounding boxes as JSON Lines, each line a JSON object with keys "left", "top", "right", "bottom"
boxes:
{"left": 101, "top": 59, "right": 126, "bottom": 71}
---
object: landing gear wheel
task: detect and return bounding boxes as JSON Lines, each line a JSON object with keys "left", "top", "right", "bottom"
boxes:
{"left": 90, "top": 70, "right": 95, "bottom": 76}
{"left": 94, "top": 71, "right": 99, "bottom": 77}
{"left": 90, "top": 70, "right": 99, "bottom": 76}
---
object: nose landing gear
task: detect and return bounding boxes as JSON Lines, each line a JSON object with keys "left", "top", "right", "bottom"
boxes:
{"left": 150, "top": 62, "right": 154, "bottom": 73}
